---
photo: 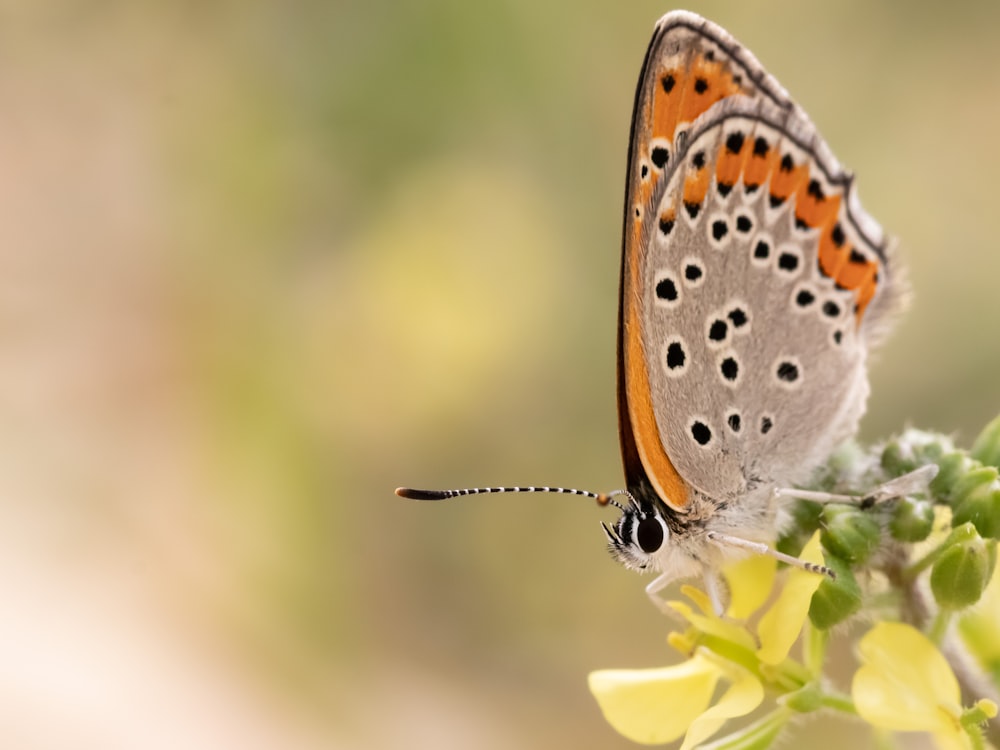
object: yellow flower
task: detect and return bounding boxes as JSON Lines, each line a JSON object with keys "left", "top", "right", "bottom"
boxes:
{"left": 722, "top": 551, "right": 775, "bottom": 620}
{"left": 589, "top": 533, "right": 825, "bottom": 746}
{"left": 852, "top": 622, "right": 997, "bottom": 750}
{"left": 958, "top": 555, "right": 1000, "bottom": 673}
{"left": 589, "top": 648, "right": 762, "bottom": 747}
{"left": 756, "top": 533, "right": 826, "bottom": 665}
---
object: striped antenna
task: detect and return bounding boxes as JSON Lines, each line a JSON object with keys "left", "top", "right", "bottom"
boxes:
{"left": 395, "top": 485, "right": 629, "bottom": 509}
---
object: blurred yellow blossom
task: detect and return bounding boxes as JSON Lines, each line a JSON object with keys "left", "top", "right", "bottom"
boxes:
{"left": 852, "top": 622, "right": 997, "bottom": 750}
{"left": 959, "top": 556, "right": 1000, "bottom": 679}
{"left": 588, "top": 649, "right": 762, "bottom": 747}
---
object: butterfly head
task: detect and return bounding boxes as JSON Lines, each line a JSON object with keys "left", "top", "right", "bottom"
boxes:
{"left": 602, "top": 491, "right": 671, "bottom": 572}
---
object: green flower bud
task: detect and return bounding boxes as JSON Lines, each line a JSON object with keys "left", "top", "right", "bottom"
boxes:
{"left": 930, "top": 528, "right": 995, "bottom": 609}
{"left": 822, "top": 441, "right": 867, "bottom": 484}
{"left": 884, "top": 430, "right": 954, "bottom": 476}
{"left": 881, "top": 438, "right": 917, "bottom": 475}
{"left": 780, "top": 683, "right": 823, "bottom": 713}
{"left": 907, "top": 429, "right": 955, "bottom": 464}
{"left": 889, "top": 496, "right": 935, "bottom": 542}
{"left": 951, "top": 468, "right": 1000, "bottom": 539}
{"left": 962, "top": 699, "right": 999, "bottom": 728}
{"left": 951, "top": 466, "right": 999, "bottom": 501}
{"left": 819, "top": 504, "right": 879, "bottom": 565}
{"left": 776, "top": 501, "right": 822, "bottom": 559}
{"left": 971, "top": 414, "right": 1000, "bottom": 470}
{"left": 809, "top": 554, "right": 862, "bottom": 630}
{"left": 930, "top": 452, "right": 978, "bottom": 500}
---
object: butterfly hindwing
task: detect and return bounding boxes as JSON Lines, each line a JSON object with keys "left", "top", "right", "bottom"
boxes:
{"left": 619, "top": 13, "right": 905, "bottom": 509}
{"left": 646, "top": 98, "right": 900, "bottom": 499}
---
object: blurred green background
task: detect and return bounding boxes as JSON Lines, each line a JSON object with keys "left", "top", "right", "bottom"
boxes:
{"left": 2, "top": 1, "right": 998, "bottom": 747}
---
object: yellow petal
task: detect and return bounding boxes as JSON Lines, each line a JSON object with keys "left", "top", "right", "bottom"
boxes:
{"left": 852, "top": 622, "right": 963, "bottom": 735}
{"left": 723, "top": 552, "right": 777, "bottom": 620}
{"left": 959, "top": 556, "right": 1000, "bottom": 665}
{"left": 668, "top": 598, "right": 757, "bottom": 652}
{"left": 679, "top": 651, "right": 764, "bottom": 750}
{"left": 757, "top": 532, "right": 825, "bottom": 665}
{"left": 588, "top": 653, "right": 721, "bottom": 745}
{"left": 680, "top": 584, "right": 716, "bottom": 616}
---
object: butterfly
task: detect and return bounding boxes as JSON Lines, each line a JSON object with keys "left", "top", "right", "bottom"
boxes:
{"left": 397, "top": 11, "right": 927, "bottom": 614}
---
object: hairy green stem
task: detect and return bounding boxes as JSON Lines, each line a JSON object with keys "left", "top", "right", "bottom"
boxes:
{"left": 818, "top": 690, "right": 857, "bottom": 715}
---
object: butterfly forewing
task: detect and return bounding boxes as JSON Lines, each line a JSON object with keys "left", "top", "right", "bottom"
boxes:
{"left": 619, "top": 11, "right": 801, "bottom": 511}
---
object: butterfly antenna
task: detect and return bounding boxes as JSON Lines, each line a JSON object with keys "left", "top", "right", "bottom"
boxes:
{"left": 395, "top": 485, "right": 628, "bottom": 508}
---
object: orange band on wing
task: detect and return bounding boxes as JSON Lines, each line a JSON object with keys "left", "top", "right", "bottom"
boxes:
{"left": 818, "top": 224, "right": 849, "bottom": 278}
{"left": 793, "top": 180, "right": 840, "bottom": 230}
{"left": 683, "top": 163, "right": 710, "bottom": 209}
{"left": 742, "top": 136, "right": 777, "bottom": 190}
{"left": 832, "top": 251, "right": 871, "bottom": 289}
{"left": 624, "top": 261, "right": 690, "bottom": 511}
{"left": 650, "top": 68, "right": 684, "bottom": 143}
{"left": 854, "top": 271, "right": 878, "bottom": 320}
{"left": 768, "top": 157, "right": 808, "bottom": 205}
{"left": 816, "top": 224, "right": 881, "bottom": 322}
{"left": 715, "top": 132, "right": 749, "bottom": 190}
{"left": 752, "top": 153, "right": 882, "bottom": 326}
{"left": 651, "top": 58, "right": 741, "bottom": 144}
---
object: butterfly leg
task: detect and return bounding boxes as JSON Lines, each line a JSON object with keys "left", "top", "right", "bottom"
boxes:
{"left": 645, "top": 573, "right": 700, "bottom": 623}
{"left": 707, "top": 532, "right": 835, "bottom": 579}
{"left": 645, "top": 567, "right": 729, "bottom": 617}
{"left": 772, "top": 465, "right": 938, "bottom": 508}
{"left": 645, "top": 571, "right": 673, "bottom": 613}
{"left": 703, "top": 572, "right": 725, "bottom": 616}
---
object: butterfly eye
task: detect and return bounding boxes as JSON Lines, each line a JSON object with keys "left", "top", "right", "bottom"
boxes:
{"left": 636, "top": 514, "right": 667, "bottom": 554}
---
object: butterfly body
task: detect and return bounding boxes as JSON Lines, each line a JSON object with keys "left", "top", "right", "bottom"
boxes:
{"left": 604, "top": 13, "right": 904, "bottom": 590}
{"left": 399, "top": 11, "right": 908, "bottom": 608}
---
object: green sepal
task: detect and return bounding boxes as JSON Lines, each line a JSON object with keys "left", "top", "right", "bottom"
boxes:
{"left": 776, "top": 501, "right": 823, "bottom": 559}
{"left": 883, "top": 429, "right": 954, "bottom": 476}
{"left": 808, "top": 555, "right": 862, "bottom": 630}
{"left": 931, "top": 452, "right": 978, "bottom": 502}
{"left": 819, "top": 504, "right": 879, "bottom": 565}
{"left": 930, "top": 526, "right": 995, "bottom": 609}
{"left": 779, "top": 682, "right": 823, "bottom": 713}
{"left": 889, "top": 495, "right": 935, "bottom": 542}
{"left": 971, "top": 414, "right": 1000, "bottom": 469}
{"left": 951, "top": 469, "right": 1000, "bottom": 539}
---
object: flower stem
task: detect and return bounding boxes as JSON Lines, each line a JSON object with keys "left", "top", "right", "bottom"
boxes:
{"left": 928, "top": 608, "right": 953, "bottom": 645}
{"left": 817, "top": 690, "right": 857, "bottom": 715}
{"left": 803, "top": 622, "right": 827, "bottom": 678}
{"left": 696, "top": 708, "right": 791, "bottom": 750}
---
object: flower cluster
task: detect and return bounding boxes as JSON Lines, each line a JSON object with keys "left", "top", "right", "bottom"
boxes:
{"left": 590, "top": 414, "right": 1000, "bottom": 748}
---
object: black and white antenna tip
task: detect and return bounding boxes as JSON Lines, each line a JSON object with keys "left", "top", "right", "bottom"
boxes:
{"left": 395, "top": 485, "right": 614, "bottom": 504}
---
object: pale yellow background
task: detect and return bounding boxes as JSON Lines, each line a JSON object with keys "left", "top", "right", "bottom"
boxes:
{"left": 2, "top": 1, "right": 998, "bottom": 748}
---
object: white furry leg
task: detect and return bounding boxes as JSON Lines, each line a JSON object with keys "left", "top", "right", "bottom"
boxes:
{"left": 645, "top": 571, "right": 673, "bottom": 613}
{"left": 644, "top": 569, "right": 728, "bottom": 618}
{"left": 772, "top": 465, "right": 938, "bottom": 507}
{"left": 707, "top": 531, "right": 835, "bottom": 579}
{"left": 703, "top": 572, "right": 725, "bottom": 616}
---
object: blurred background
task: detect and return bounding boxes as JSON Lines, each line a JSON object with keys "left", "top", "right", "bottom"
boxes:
{"left": 1, "top": 1, "right": 998, "bottom": 748}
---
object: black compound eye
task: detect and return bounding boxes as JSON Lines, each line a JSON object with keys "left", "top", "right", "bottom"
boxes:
{"left": 636, "top": 515, "right": 666, "bottom": 554}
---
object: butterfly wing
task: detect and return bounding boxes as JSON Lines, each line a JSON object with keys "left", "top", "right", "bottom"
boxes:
{"left": 618, "top": 13, "right": 905, "bottom": 509}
